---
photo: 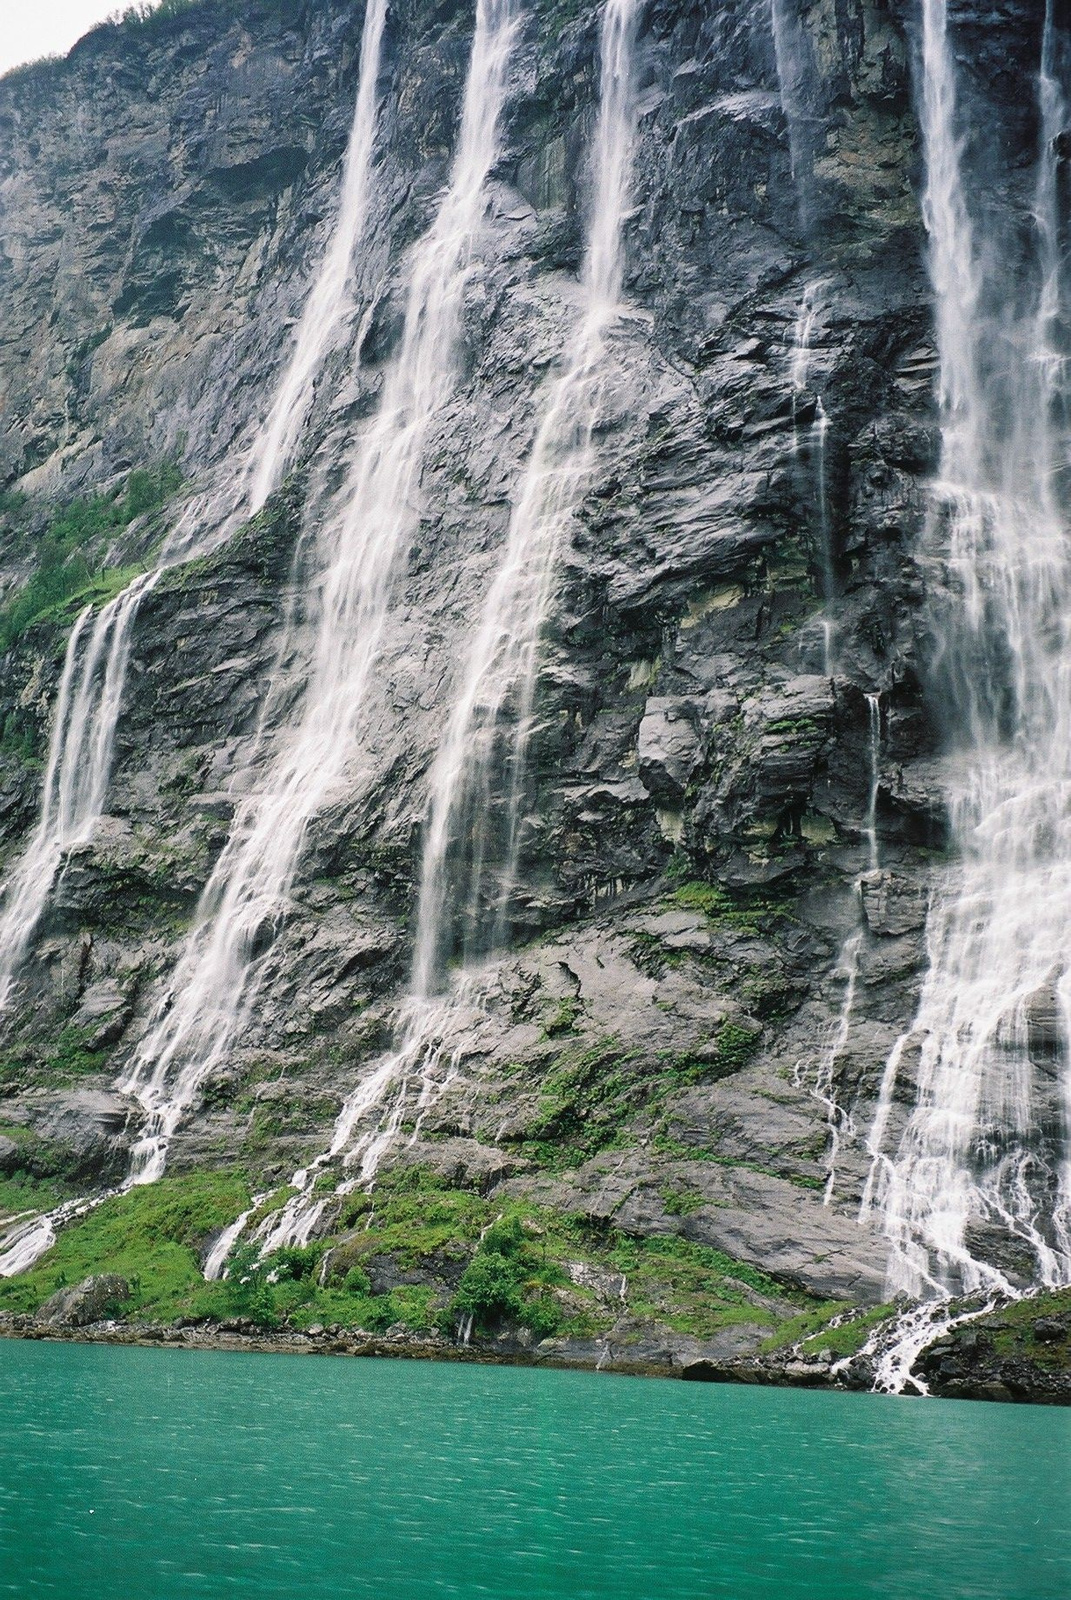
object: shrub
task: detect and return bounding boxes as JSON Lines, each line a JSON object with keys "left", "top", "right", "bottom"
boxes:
{"left": 225, "top": 1241, "right": 278, "bottom": 1328}
{"left": 266, "top": 1243, "right": 323, "bottom": 1283}
{"left": 452, "top": 1251, "right": 525, "bottom": 1328}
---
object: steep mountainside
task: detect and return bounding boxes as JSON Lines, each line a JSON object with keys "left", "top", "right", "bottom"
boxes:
{"left": 0, "top": 0, "right": 1066, "bottom": 1387}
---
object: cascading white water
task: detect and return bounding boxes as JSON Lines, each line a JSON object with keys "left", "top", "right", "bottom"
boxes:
{"left": 863, "top": 0, "right": 1071, "bottom": 1307}
{"left": 411, "top": 0, "right": 642, "bottom": 1002}
{"left": 789, "top": 279, "right": 823, "bottom": 409}
{"left": 788, "top": 279, "right": 835, "bottom": 668}
{"left": 328, "top": 0, "right": 644, "bottom": 1173}
{"left": 0, "top": 1, "right": 388, "bottom": 1029}
{"left": 245, "top": 0, "right": 387, "bottom": 512}
{"left": 0, "top": 578, "right": 154, "bottom": 1010}
{"left": 120, "top": 0, "right": 522, "bottom": 1188}
{"left": 798, "top": 693, "right": 881, "bottom": 1204}
{"left": 0, "top": 8, "right": 390, "bottom": 1278}
{"left": 228, "top": 0, "right": 645, "bottom": 1263}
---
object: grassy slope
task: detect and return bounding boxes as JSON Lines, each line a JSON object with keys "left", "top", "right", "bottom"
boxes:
{"left": 0, "top": 1166, "right": 843, "bottom": 1347}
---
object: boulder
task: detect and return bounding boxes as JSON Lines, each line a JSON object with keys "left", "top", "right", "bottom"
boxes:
{"left": 39, "top": 1275, "right": 131, "bottom": 1327}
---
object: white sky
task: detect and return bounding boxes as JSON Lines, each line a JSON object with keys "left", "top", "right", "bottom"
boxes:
{"left": 0, "top": 2, "right": 163, "bottom": 80}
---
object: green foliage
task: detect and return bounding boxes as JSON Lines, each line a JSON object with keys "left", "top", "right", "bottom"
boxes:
{"left": 224, "top": 1240, "right": 279, "bottom": 1328}
{"left": 0, "top": 708, "right": 38, "bottom": 763}
{"left": 521, "top": 1025, "right": 761, "bottom": 1171}
{"left": 268, "top": 1243, "right": 324, "bottom": 1283}
{"left": 671, "top": 881, "right": 795, "bottom": 937}
{"left": 659, "top": 1184, "right": 706, "bottom": 1218}
{"left": 525, "top": 1039, "right": 641, "bottom": 1161}
{"left": 42, "top": 1026, "right": 110, "bottom": 1080}
{"left": 981, "top": 1285, "right": 1071, "bottom": 1370}
{"left": 543, "top": 996, "right": 583, "bottom": 1037}
{"left": 111, "top": 0, "right": 306, "bottom": 35}
{"left": 0, "top": 1170, "right": 72, "bottom": 1226}
{"left": 0, "top": 1169, "right": 250, "bottom": 1319}
{"left": 664, "top": 848, "right": 692, "bottom": 882}
{"left": 673, "top": 881, "right": 734, "bottom": 918}
{"left": 0, "top": 1162, "right": 838, "bottom": 1348}
{"left": 709, "top": 1021, "right": 761, "bottom": 1075}
{"left": 0, "top": 464, "right": 180, "bottom": 652}
{"left": 761, "top": 1301, "right": 895, "bottom": 1359}
{"left": 453, "top": 1252, "right": 526, "bottom": 1327}
{"left": 450, "top": 1215, "right": 561, "bottom": 1338}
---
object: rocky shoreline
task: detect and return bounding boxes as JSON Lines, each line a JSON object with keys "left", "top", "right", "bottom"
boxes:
{"left": 3, "top": 1309, "right": 1069, "bottom": 1405}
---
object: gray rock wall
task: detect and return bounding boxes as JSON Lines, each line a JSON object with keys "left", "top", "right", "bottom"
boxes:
{"left": 0, "top": 0, "right": 1054, "bottom": 1303}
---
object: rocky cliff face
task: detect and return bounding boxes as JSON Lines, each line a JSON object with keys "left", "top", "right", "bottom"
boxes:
{"left": 0, "top": 0, "right": 1059, "bottom": 1364}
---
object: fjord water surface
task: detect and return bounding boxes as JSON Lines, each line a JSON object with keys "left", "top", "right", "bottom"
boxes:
{"left": 1, "top": 1344, "right": 1068, "bottom": 1600}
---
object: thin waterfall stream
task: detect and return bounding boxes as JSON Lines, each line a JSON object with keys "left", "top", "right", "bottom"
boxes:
{"left": 233, "top": 0, "right": 644, "bottom": 1265}
{"left": 787, "top": 278, "right": 836, "bottom": 671}
{"left": 795, "top": 692, "right": 881, "bottom": 1206}
{"left": 0, "top": 0, "right": 387, "bottom": 1025}
{"left": 118, "top": 0, "right": 522, "bottom": 1191}
{"left": 0, "top": 0, "right": 388, "bottom": 1276}
{"left": 862, "top": 0, "right": 1071, "bottom": 1368}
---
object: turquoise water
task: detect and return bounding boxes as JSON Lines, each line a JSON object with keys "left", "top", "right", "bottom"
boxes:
{"left": 1, "top": 1344, "right": 1068, "bottom": 1599}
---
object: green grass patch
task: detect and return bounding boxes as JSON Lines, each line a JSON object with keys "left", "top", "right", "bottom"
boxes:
{"left": 0, "top": 465, "right": 179, "bottom": 652}
{"left": 760, "top": 1301, "right": 895, "bottom": 1358}
{"left": 0, "top": 1171, "right": 73, "bottom": 1227}
{"left": 671, "top": 881, "right": 796, "bottom": 937}
{"left": 982, "top": 1285, "right": 1071, "bottom": 1369}
{"left": 0, "top": 1163, "right": 838, "bottom": 1347}
{"left": 0, "top": 1169, "right": 249, "bottom": 1319}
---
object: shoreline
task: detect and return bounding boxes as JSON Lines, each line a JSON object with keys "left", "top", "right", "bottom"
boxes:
{"left": 3, "top": 1316, "right": 1069, "bottom": 1405}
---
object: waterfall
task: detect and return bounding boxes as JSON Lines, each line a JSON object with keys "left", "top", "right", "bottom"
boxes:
{"left": 770, "top": 0, "right": 817, "bottom": 232}
{"left": 0, "top": 7, "right": 389, "bottom": 1279}
{"left": 788, "top": 280, "right": 835, "bottom": 667}
{"left": 411, "top": 0, "right": 642, "bottom": 1001}
{"left": 798, "top": 692, "right": 882, "bottom": 1205}
{"left": 245, "top": 0, "right": 387, "bottom": 512}
{"left": 863, "top": 1, "right": 1071, "bottom": 1306}
{"left": 0, "top": 1, "right": 387, "bottom": 1020}
{"left": 119, "top": 0, "right": 522, "bottom": 1187}
{"left": 0, "top": 578, "right": 155, "bottom": 1010}
{"left": 220, "top": 0, "right": 643, "bottom": 1266}
{"left": 329, "top": 0, "right": 643, "bottom": 1177}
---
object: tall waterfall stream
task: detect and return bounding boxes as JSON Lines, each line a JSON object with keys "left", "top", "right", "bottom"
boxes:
{"left": 243, "top": 0, "right": 644, "bottom": 1260}
{"left": 859, "top": 0, "right": 1071, "bottom": 1379}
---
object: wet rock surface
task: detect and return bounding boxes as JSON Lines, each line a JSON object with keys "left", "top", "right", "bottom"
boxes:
{"left": 0, "top": 0, "right": 1063, "bottom": 1379}
{"left": 914, "top": 1292, "right": 1071, "bottom": 1404}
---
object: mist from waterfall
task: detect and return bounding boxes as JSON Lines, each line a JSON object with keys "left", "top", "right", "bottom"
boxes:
{"left": 0, "top": 0, "right": 387, "bottom": 1024}
{"left": 863, "top": 0, "right": 1071, "bottom": 1301}
{"left": 119, "top": 0, "right": 522, "bottom": 1187}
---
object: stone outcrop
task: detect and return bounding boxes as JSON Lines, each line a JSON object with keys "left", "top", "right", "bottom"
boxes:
{"left": 39, "top": 1274, "right": 131, "bottom": 1326}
